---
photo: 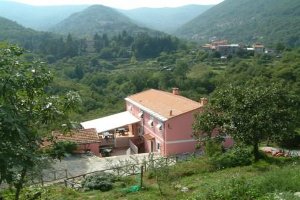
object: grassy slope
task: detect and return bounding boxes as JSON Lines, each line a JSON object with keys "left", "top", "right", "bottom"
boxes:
{"left": 10, "top": 157, "right": 299, "bottom": 200}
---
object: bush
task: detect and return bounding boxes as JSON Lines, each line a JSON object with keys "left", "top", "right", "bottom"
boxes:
{"left": 205, "top": 140, "right": 223, "bottom": 157}
{"left": 279, "top": 134, "right": 300, "bottom": 149}
{"left": 210, "top": 145, "right": 253, "bottom": 169}
{"left": 81, "top": 173, "right": 115, "bottom": 192}
{"left": 46, "top": 141, "right": 78, "bottom": 160}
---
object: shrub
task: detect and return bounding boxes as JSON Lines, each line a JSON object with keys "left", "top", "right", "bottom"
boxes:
{"left": 81, "top": 173, "right": 115, "bottom": 192}
{"left": 279, "top": 134, "right": 300, "bottom": 149}
{"left": 210, "top": 145, "right": 253, "bottom": 169}
{"left": 205, "top": 140, "right": 223, "bottom": 157}
{"left": 46, "top": 141, "right": 78, "bottom": 160}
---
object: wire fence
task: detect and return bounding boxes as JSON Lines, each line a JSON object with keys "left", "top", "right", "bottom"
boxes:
{"left": 27, "top": 169, "right": 70, "bottom": 186}
{"left": 64, "top": 151, "right": 203, "bottom": 189}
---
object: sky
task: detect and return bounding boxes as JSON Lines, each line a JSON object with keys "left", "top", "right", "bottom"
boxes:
{"left": 9, "top": 0, "right": 224, "bottom": 9}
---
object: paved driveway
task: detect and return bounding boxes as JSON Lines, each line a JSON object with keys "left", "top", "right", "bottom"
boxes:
{"left": 46, "top": 153, "right": 159, "bottom": 178}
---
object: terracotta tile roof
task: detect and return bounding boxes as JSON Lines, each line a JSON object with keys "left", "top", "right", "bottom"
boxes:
{"left": 53, "top": 128, "right": 101, "bottom": 144}
{"left": 127, "top": 89, "right": 202, "bottom": 119}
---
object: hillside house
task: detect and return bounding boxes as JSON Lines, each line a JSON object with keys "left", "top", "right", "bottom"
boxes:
{"left": 81, "top": 88, "right": 232, "bottom": 156}
{"left": 253, "top": 44, "right": 265, "bottom": 54}
{"left": 125, "top": 88, "right": 206, "bottom": 156}
{"left": 202, "top": 40, "right": 243, "bottom": 56}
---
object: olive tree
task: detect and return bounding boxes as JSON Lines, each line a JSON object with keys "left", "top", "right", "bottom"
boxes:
{"left": 193, "top": 78, "right": 299, "bottom": 161}
{"left": 0, "top": 45, "right": 80, "bottom": 199}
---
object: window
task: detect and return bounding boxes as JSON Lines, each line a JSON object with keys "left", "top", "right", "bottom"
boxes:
{"left": 157, "top": 142, "right": 160, "bottom": 150}
{"left": 156, "top": 123, "right": 163, "bottom": 131}
{"left": 148, "top": 120, "right": 153, "bottom": 127}
{"left": 138, "top": 111, "right": 144, "bottom": 118}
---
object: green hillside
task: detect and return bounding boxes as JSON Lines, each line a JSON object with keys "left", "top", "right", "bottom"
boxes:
{"left": 0, "top": 16, "right": 38, "bottom": 44}
{"left": 176, "top": 0, "right": 300, "bottom": 47}
{"left": 50, "top": 5, "right": 157, "bottom": 38}
{"left": 119, "top": 5, "right": 213, "bottom": 33}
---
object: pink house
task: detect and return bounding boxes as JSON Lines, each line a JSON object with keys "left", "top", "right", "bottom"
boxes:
{"left": 80, "top": 88, "right": 233, "bottom": 157}
{"left": 125, "top": 88, "right": 206, "bottom": 156}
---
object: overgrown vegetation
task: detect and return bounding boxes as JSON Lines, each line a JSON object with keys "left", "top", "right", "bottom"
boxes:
{"left": 45, "top": 141, "right": 78, "bottom": 161}
{"left": 0, "top": 44, "right": 80, "bottom": 200}
{"left": 2, "top": 154, "right": 299, "bottom": 200}
{"left": 81, "top": 173, "right": 115, "bottom": 192}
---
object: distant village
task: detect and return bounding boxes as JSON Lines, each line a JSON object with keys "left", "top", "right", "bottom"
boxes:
{"left": 202, "top": 40, "right": 278, "bottom": 58}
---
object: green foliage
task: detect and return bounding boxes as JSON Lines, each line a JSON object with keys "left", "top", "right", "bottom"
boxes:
{"left": 279, "top": 133, "right": 300, "bottom": 149}
{"left": 204, "top": 140, "right": 223, "bottom": 157}
{"left": 82, "top": 173, "right": 115, "bottom": 192}
{"left": 197, "top": 77, "right": 299, "bottom": 160}
{"left": 146, "top": 155, "right": 171, "bottom": 196}
{"left": 2, "top": 158, "right": 299, "bottom": 200}
{"left": 204, "top": 177, "right": 260, "bottom": 200}
{"left": 45, "top": 141, "right": 77, "bottom": 160}
{"left": 209, "top": 146, "right": 253, "bottom": 170}
{"left": 193, "top": 163, "right": 300, "bottom": 200}
{"left": 0, "top": 44, "right": 80, "bottom": 199}
{"left": 0, "top": 17, "right": 86, "bottom": 61}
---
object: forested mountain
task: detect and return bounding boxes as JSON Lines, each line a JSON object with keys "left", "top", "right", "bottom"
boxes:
{"left": 0, "top": 1, "right": 88, "bottom": 31}
{"left": 0, "top": 16, "right": 87, "bottom": 61}
{"left": 176, "top": 0, "right": 300, "bottom": 47}
{"left": 50, "top": 5, "right": 158, "bottom": 38}
{"left": 0, "top": 16, "right": 37, "bottom": 43}
{"left": 119, "top": 5, "right": 213, "bottom": 33}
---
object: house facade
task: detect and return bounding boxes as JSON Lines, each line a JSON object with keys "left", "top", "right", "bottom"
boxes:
{"left": 125, "top": 88, "right": 206, "bottom": 156}
{"left": 80, "top": 88, "right": 233, "bottom": 157}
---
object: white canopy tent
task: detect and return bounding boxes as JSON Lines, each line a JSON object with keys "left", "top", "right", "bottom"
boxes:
{"left": 80, "top": 111, "right": 140, "bottom": 133}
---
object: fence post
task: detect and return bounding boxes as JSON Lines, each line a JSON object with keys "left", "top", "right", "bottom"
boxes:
{"left": 64, "top": 180, "right": 67, "bottom": 187}
{"left": 40, "top": 175, "right": 44, "bottom": 186}
{"left": 65, "top": 169, "right": 68, "bottom": 179}
{"left": 54, "top": 171, "right": 56, "bottom": 180}
{"left": 140, "top": 165, "right": 144, "bottom": 188}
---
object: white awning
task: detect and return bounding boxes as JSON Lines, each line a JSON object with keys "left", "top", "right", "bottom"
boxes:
{"left": 80, "top": 111, "right": 140, "bottom": 133}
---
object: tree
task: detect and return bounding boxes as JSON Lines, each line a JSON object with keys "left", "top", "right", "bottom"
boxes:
{"left": 193, "top": 78, "right": 299, "bottom": 161}
{"left": 0, "top": 44, "right": 80, "bottom": 199}
{"left": 64, "top": 34, "right": 78, "bottom": 57}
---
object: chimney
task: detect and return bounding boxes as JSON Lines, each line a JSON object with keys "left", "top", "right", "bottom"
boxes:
{"left": 200, "top": 97, "right": 208, "bottom": 106}
{"left": 172, "top": 87, "right": 179, "bottom": 95}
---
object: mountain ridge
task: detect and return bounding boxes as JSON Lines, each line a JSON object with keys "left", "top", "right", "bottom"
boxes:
{"left": 176, "top": 0, "right": 300, "bottom": 46}
{"left": 119, "top": 5, "right": 213, "bottom": 33}
{"left": 0, "top": 1, "right": 88, "bottom": 31}
{"left": 50, "top": 5, "right": 160, "bottom": 38}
